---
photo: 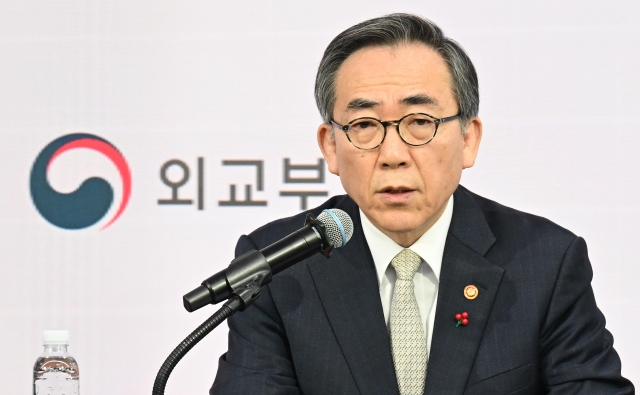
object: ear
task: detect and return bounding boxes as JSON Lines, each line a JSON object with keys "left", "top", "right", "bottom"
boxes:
{"left": 462, "top": 117, "right": 482, "bottom": 169}
{"left": 317, "top": 123, "right": 339, "bottom": 175}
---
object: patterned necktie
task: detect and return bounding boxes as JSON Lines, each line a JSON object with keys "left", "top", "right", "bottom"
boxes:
{"left": 389, "top": 248, "right": 427, "bottom": 395}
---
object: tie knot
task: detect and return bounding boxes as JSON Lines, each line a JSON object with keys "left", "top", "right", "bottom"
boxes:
{"left": 390, "top": 249, "right": 422, "bottom": 281}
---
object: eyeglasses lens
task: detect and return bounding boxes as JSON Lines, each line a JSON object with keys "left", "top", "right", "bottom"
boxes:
{"left": 400, "top": 114, "right": 437, "bottom": 145}
{"left": 347, "top": 119, "right": 385, "bottom": 149}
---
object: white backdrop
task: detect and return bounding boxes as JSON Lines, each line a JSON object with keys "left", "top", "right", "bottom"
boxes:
{"left": 1, "top": 1, "right": 638, "bottom": 393}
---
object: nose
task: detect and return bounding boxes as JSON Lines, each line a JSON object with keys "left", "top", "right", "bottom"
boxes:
{"left": 378, "top": 124, "right": 411, "bottom": 169}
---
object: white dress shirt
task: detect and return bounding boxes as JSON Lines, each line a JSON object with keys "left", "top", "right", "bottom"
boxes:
{"left": 360, "top": 195, "right": 453, "bottom": 357}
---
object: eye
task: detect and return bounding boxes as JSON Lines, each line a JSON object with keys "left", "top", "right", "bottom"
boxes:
{"left": 350, "top": 119, "right": 378, "bottom": 130}
{"left": 406, "top": 116, "right": 434, "bottom": 127}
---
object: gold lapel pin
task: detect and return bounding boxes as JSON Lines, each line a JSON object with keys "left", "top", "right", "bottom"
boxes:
{"left": 464, "top": 285, "right": 478, "bottom": 300}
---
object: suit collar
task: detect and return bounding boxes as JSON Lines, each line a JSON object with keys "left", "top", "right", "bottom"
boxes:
{"left": 449, "top": 186, "right": 496, "bottom": 255}
{"left": 424, "top": 186, "right": 504, "bottom": 394}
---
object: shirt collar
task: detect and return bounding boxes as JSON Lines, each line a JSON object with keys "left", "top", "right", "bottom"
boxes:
{"left": 360, "top": 194, "right": 454, "bottom": 287}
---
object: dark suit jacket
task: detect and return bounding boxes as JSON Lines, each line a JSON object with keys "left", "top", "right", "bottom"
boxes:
{"left": 211, "top": 186, "right": 634, "bottom": 394}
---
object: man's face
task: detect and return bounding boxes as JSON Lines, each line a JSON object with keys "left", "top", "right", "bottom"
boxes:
{"left": 318, "top": 43, "right": 482, "bottom": 247}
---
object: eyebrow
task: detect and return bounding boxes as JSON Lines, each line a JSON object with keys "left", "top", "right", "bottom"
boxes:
{"left": 346, "top": 98, "right": 380, "bottom": 110}
{"left": 345, "top": 94, "right": 439, "bottom": 112}
{"left": 400, "top": 94, "right": 439, "bottom": 107}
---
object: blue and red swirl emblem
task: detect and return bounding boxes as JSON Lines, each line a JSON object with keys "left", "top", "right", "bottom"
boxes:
{"left": 30, "top": 133, "right": 131, "bottom": 230}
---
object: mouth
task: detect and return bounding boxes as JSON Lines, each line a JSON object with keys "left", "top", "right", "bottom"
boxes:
{"left": 377, "top": 186, "right": 417, "bottom": 204}
{"left": 380, "top": 186, "right": 415, "bottom": 194}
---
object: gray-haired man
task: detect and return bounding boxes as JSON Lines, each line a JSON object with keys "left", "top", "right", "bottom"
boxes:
{"left": 212, "top": 14, "right": 634, "bottom": 395}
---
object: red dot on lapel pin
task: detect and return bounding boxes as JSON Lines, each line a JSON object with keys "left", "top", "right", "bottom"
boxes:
{"left": 455, "top": 312, "right": 469, "bottom": 327}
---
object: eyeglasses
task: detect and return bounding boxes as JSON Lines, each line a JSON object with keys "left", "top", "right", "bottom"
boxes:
{"left": 331, "top": 112, "right": 460, "bottom": 150}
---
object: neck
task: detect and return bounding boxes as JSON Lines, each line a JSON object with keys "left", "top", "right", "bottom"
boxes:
{"left": 43, "top": 344, "right": 69, "bottom": 354}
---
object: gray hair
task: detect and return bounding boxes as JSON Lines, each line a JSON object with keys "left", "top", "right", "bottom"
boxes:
{"left": 314, "top": 13, "right": 479, "bottom": 132}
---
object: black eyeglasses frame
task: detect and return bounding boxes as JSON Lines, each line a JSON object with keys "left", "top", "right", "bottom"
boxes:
{"left": 331, "top": 112, "right": 460, "bottom": 150}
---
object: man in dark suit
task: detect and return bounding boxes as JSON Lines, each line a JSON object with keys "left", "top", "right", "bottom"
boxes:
{"left": 211, "top": 14, "right": 634, "bottom": 394}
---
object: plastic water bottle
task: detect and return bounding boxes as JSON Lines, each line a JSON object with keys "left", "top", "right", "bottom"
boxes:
{"left": 33, "top": 330, "right": 79, "bottom": 395}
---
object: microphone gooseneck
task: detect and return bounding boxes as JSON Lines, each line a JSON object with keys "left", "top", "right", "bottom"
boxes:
{"left": 154, "top": 209, "right": 354, "bottom": 395}
{"left": 183, "top": 209, "right": 353, "bottom": 312}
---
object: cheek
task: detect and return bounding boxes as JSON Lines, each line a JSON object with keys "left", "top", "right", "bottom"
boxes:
{"left": 418, "top": 143, "right": 463, "bottom": 186}
{"left": 336, "top": 149, "right": 376, "bottom": 194}
{"left": 335, "top": 145, "right": 354, "bottom": 173}
{"left": 437, "top": 137, "right": 464, "bottom": 166}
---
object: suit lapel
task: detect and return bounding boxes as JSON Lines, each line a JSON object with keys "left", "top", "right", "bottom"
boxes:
{"left": 307, "top": 197, "right": 400, "bottom": 395}
{"left": 424, "top": 187, "right": 504, "bottom": 394}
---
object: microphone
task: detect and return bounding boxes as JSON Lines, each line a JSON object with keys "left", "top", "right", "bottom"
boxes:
{"left": 183, "top": 209, "right": 354, "bottom": 312}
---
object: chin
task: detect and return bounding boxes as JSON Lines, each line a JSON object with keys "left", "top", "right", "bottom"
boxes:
{"left": 376, "top": 213, "right": 424, "bottom": 234}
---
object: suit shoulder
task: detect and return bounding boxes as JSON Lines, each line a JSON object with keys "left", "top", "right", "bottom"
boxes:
{"left": 462, "top": 187, "right": 577, "bottom": 248}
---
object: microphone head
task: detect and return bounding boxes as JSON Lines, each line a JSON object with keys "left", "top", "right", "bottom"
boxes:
{"left": 317, "top": 209, "right": 354, "bottom": 248}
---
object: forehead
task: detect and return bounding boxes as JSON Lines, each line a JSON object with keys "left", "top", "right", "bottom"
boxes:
{"left": 333, "top": 43, "right": 455, "bottom": 116}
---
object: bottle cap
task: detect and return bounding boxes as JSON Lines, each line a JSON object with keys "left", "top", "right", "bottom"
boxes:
{"left": 42, "top": 330, "right": 70, "bottom": 345}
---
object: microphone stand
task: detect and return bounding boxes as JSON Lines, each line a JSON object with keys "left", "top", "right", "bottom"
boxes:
{"left": 152, "top": 284, "right": 260, "bottom": 395}
{"left": 152, "top": 297, "right": 241, "bottom": 395}
{"left": 152, "top": 213, "right": 334, "bottom": 395}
